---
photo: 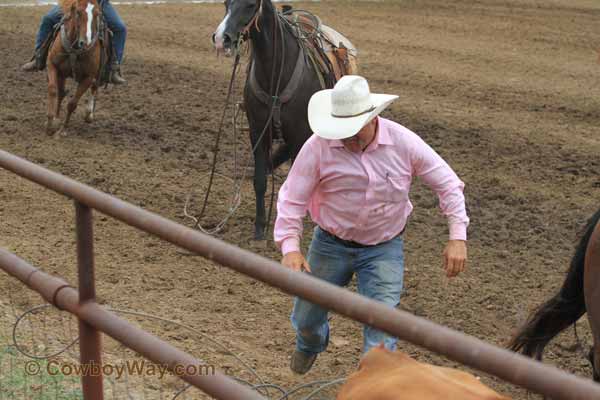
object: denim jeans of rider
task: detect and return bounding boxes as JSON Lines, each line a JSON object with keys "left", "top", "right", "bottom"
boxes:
{"left": 290, "top": 226, "right": 404, "bottom": 355}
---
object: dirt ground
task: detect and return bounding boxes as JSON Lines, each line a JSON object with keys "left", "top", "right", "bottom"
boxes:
{"left": 1, "top": 0, "right": 600, "bottom": 398}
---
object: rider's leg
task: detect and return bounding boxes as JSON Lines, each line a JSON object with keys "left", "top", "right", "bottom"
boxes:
{"left": 22, "top": 6, "right": 63, "bottom": 71}
{"left": 102, "top": 1, "right": 127, "bottom": 84}
{"left": 36, "top": 6, "right": 63, "bottom": 51}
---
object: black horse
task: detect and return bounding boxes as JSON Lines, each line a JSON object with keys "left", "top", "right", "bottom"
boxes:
{"left": 212, "top": 0, "right": 340, "bottom": 240}
{"left": 508, "top": 206, "right": 600, "bottom": 382}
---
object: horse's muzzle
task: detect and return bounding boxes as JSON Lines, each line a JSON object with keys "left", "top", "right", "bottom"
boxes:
{"left": 74, "top": 39, "right": 86, "bottom": 50}
{"left": 213, "top": 31, "right": 233, "bottom": 54}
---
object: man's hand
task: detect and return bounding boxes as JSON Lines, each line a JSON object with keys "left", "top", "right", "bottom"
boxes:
{"left": 281, "top": 251, "right": 312, "bottom": 273}
{"left": 442, "top": 240, "right": 467, "bottom": 278}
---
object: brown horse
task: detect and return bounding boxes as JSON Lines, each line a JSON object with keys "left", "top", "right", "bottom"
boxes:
{"left": 508, "top": 206, "right": 600, "bottom": 382}
{"left": 46, "top": 0, "right": 109, "bottom": 136}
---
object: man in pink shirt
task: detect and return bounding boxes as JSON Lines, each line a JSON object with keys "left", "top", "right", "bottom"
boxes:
{"left": 274, "top": 75, "right": 469, "bottom": 374}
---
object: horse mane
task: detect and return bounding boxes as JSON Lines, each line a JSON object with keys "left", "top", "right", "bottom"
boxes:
{"left": 60, "top": 0, "right": 97, "bottom": 13}
{"left": 60, "top": 0, "right": 78, "bottom": 12}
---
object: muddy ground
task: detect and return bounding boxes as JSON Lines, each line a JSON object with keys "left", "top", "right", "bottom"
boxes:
{"left": 1, "top": 0, "right": 600, "bottom": 398}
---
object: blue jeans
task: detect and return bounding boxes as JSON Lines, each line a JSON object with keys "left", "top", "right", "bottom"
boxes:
{"left": 34, "top": 0, "right": 127, "bottom": 64}
{"left": 291, "top": 226, "right": 404, "bottom": 355}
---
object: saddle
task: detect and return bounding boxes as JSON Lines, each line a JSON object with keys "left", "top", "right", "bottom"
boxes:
{"left": 246, "top": 7, "right": 359, "bottom": 143}
{"left": 33, "top": 14, "right": 115, "bottom": 85}
{"left": 281, "top": 8, "right": 358, "bottom": 88}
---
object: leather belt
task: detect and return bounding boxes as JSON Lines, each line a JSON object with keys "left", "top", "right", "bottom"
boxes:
{"left": 320, "top": 226, "right": 405, "bottom": 248}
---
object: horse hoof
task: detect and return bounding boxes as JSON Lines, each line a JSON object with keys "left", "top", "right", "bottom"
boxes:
{"left": 254, "top": 230, "right": 266, "bottom": 241}
{"left": 84, "top": 114, "right": 93, "bottom": 123}
{"left": 46, "top": 123, "right": 56, "bottom": 136}
{"left": 54, "top": 127, "right": 68, "bottom": 138}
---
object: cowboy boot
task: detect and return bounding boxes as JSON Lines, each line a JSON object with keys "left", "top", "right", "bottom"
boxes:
{"left": 290, "top": 350, "right": 318, "bottom": 374}
{"left": 21, "top": 60, "right": 38, "bottom": 72}
{"left": 109, "top": 62, "right": 127, "bottom": 85}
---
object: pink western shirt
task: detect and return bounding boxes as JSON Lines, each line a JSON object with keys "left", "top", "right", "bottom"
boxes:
{"left": 274, "top": 117, "right": 469, "bottom": 255}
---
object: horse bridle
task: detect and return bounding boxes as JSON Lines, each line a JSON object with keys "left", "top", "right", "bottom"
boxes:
{"left": 239, "top": 0, "right": 263, "bottom": 41}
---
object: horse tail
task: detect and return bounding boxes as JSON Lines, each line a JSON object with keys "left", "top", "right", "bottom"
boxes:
{"left": 508, "top": 207, "right": 600, "bottom": 360}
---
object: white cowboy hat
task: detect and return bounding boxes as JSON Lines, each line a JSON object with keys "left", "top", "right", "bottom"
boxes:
{"left": 308, "top": 75, "right": 398, "bottom": 140}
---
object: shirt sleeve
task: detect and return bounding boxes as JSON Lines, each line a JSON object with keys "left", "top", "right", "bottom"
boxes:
{"left": 408, "top": 133, "right": 469, "bottom": 241}
{"left": 274, "top": 138, "right": 321, "bottom": 255}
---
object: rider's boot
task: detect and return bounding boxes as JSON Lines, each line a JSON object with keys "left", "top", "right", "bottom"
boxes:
{"left": 21, "top": 60, "right": 39, "bottom": 72}
{"left": 109, "top": 62, "right": 127, "bottom": 85}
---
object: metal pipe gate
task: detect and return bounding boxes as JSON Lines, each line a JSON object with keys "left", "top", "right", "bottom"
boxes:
{"left": 1, "top": 149, "right": 599, "bottom": 400}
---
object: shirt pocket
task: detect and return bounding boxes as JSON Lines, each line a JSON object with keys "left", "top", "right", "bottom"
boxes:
{"left": 387, "top": 175, "right": 410, "bottom": 203}
{"left": 374, "top": 175, "right": 410, "bottom": 203}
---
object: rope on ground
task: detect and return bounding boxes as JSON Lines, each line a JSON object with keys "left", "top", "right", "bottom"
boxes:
{"left": 7, "top": 303, "right": 347, "bottom": 399}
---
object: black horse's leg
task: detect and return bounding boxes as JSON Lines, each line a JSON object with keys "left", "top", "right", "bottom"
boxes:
{"left": 589, "top": 346, "right": 600, "bottom": 382}
{"left": 268, "top": 143, "right": 290, "bottom": 173}
{"left": 253, "top": 139, "right": 268, "bottom": 240}
{"left": 592, "top": 350, "right": 600, "bottom": 382}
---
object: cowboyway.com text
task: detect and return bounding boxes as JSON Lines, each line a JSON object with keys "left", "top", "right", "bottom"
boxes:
{"left": 39, "top": 360, "right": 222, "bottom": 378}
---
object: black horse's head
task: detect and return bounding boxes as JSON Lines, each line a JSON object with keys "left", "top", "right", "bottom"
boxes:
{"left": 212, "top": 0, "right": 261, "bottom": 56}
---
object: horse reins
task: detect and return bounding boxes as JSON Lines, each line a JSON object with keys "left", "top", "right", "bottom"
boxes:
{"left": 241, "top": 0, "right": 262, "bottom": 37}
{"left": 188, "top": 47, "right": 243, "bottom": 233}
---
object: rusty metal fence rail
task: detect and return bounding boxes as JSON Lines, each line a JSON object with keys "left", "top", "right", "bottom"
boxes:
{"left": 0, "top": 249, "right": 265, "bottom": 400}
{"left": 1, "top": 148, "right": 600, "bottom": 400}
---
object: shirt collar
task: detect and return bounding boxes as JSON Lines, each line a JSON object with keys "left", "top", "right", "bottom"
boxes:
{"left": 327, "top": 117, "right": 393, "bottom": 148}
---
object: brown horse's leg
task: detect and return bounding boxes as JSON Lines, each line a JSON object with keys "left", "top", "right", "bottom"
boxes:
{"left": 84, "top": 84, "right": 98, "bottom": 123}
{"left": 56, "top": 77, "right": 94, "bottom": 137}
{"left": 46, "top": 64, "right": 60, "bottom": 135}
{"left": 584, "top": 217, "right": 600, "bottom": 381}
{"left": 56, "top": 74, "right": 66, "bottom": 118}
